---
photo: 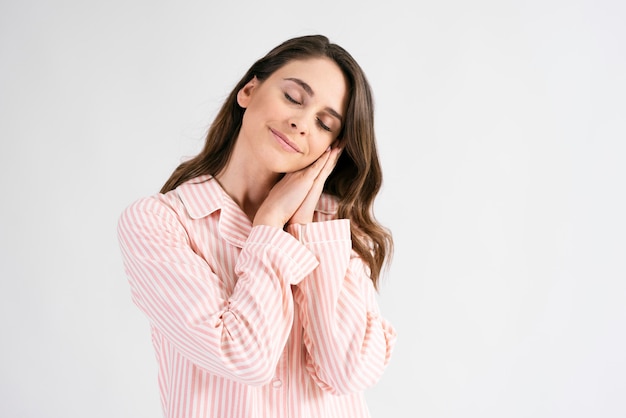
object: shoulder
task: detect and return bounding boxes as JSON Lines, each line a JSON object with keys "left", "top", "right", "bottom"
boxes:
{"left": 117, "top": 192, "right": 181, "bottom": 239}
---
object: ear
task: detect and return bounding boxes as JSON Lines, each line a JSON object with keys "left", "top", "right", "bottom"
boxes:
{"left": 237, "top": 76, "right": 258, "bottom": 109}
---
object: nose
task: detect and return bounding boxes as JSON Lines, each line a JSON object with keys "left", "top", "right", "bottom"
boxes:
{"left": 289, "top": 117, "right": 308, "bottom": 135}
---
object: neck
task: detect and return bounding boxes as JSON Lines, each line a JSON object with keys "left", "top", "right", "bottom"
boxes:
{"left": 215, "top": 145, "right": 281, "bottom": 222}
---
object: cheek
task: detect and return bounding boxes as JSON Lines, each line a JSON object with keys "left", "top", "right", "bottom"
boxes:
{"left": 308, "top": 145, "right": 328, "bottom": 163}
{"left": 311, "top": 137, "right": 334, "bottom": 156}
{"left": 301, "top": 154, "right": 321, "bottom": 169}
{"left": 293, "top": 150, "right": 325, "bottom": 171}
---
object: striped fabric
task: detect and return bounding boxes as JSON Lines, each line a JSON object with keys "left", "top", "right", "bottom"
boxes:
{"left": 117, "top": 175, "right": 396, "bottom": 418}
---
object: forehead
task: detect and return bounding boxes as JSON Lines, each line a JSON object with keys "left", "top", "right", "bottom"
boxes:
{"left": 272, "top": 58, "right": 349, "bottom": 112}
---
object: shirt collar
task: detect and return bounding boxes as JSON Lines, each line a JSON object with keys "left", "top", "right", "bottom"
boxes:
{"left": 175, "top": 175, "right": 251, "bottom": 247}
{"left": 175, "top": 174, "right": 339, "bottom": 247}
{"left": 175, "top": 174, "right": 224, "bottom": 219}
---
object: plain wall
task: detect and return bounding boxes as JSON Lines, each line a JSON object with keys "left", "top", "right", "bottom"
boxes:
{"left": 1, "top": 1, "right": 625, "bottom": 417}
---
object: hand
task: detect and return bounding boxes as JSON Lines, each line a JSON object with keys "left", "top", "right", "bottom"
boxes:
{"left": 288, "top": 146, "right": 342, "bottom": 225}
{"left": 252, "top": 146, "right": 342, "bottom": 228}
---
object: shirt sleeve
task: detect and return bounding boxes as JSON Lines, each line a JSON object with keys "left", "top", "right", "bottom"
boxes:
{"left": 117, "top": 196, "right": 319, "bottom": 386}
{"left": 286, "top": 220, "right": 397, "bottom": 395}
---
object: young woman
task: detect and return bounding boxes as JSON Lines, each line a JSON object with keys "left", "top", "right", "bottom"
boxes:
{"left": 118, "top": 34, "right": 396, "bottom": 418}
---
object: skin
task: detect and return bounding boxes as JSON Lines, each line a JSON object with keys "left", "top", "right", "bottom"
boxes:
{"left": 215, "top": 57, "right": 348, "bottom": 228}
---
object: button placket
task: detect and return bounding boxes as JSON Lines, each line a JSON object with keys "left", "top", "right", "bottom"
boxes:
{"left": 272, "top": 341, "right": 289, "bottom": 390}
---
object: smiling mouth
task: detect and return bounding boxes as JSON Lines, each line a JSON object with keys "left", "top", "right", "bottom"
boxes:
{"left": 270, "top": 128, "right": 302, "bottom": 153}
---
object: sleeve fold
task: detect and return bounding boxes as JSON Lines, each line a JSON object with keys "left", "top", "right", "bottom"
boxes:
{"left": 288, "top": 219, "right": 397, "bottom": 395}
{"left": 118, "top": 197, "right": 318, "bottom": 386}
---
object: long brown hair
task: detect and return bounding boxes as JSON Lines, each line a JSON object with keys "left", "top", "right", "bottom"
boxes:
{"left": 161, "top": 35, "right": 392, "bottom": 288}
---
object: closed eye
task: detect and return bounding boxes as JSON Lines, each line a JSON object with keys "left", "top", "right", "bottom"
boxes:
{"left": 284, "top": 93, "right": 301, "bottom": 105}
{"left": 317, "top": 118, "right": 331, "bottom": 132}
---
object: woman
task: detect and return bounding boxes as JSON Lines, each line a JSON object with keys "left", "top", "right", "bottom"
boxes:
{"left": 118, "top": 34, "right": 396, "bottom": 418}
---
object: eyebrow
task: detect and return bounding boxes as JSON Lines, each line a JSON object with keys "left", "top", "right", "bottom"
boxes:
{"left": 284, "top": 77, "right": 344, "bottom": 122}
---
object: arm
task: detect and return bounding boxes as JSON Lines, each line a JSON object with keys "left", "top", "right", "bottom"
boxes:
{"left": 117, "top": 196, "right": 318, "bottom": 385}
{"left": 286, "top": 220, "right": 397, "bottom": 395}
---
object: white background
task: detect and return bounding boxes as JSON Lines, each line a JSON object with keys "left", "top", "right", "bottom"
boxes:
{"left": 1, "top": 1, "right": 625, "bottom": 417}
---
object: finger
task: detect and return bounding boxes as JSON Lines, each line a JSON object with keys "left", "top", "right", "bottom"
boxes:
{"left": 304, "top": 148, "right": 340, "bottom": 200}
{"left": 316, "top": 147, "right": 342, "bottom": 181}
{"left": 313, "top": 147, "right": 333, "bottom": 169}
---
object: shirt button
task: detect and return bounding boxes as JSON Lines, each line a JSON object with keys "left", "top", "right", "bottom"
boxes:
{"left": 271, "top": 379, "right": 282, "bottom": 388}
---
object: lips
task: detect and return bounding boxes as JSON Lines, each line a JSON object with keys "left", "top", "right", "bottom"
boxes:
{"left": 270, "top": 128, "right": 302, "bottom": 153}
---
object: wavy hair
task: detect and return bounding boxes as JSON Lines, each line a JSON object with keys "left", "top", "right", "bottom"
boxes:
{"left": 161, "top": 35, "right": 392, "bottom": 288}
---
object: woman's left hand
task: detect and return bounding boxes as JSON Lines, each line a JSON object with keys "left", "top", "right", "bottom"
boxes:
{"left": 252, "top": 146, "right": 342, "bottom": 228}
{"left": 287, "top": 146, "right": 342, "bottom": 225}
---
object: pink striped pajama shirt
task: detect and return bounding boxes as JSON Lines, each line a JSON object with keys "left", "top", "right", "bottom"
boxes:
{"left": 117, "top": 175, "right": 396, "bottom": 418}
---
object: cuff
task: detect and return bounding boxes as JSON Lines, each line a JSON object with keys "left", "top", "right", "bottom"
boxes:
{"left": 245, "top": 225, "right": 319, "bottom": 285}
{"left": 285, "top": 219, "right": 351, "bottom": 244}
